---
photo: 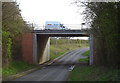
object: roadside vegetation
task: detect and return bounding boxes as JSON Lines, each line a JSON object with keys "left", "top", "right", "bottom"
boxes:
{"left": 68, "top": 66, "right": 119, "bottom": 81}
{"left": 2, "top": 2, "right": 35, "bottom": 77}
{"left": 79, "top": 58, "right": 89, "bottom": 62}
{"left": 82, "top": 50, "right": 90, "bottom": 56}
{"left": 68, "top": 1, "right": 120, "bottom": 82}
{"left": 2, "top": 2, "right": 31, "bottom": 67}
{"left": 50, "top": 38, "right": 89, "bottom": 60}
{"left": 2, "top": 61, "right": 36, "bottom": 77}
{"left": 69, "top": 50, "right": 119, "bottom": 81}
{"left": 79, "top": 50, "right": 90, "bottom": 62}
{"left": 74, "top": 1, "right": 120, "bottom": 67}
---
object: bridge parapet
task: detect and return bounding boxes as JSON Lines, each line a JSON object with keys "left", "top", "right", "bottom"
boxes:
{"left": 33, "top": 30, "right": 86, "bottom": 33}
{"left": 32, "top": 30, "right": 89, "bottom": 37}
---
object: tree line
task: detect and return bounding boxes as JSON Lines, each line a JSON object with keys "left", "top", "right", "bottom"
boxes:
{"left": 2, "top": 2, "right": 32, "bottom": 67}
{"left": 50, "top": 37, "right": 89, "bottom": 46}
{"left": 75, "top": 1, "right": 120, "bottom": 67}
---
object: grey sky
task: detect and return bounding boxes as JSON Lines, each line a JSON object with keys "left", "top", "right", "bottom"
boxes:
{"left": 15, "top": 0, "right": 88, "bottom": 40}
{"left": 16, "top": 0, "right": 85, "bottom": 29}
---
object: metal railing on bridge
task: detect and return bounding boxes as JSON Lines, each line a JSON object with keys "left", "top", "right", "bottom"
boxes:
{"left": 27, "top": 23, "right": 88, "bottom": 30}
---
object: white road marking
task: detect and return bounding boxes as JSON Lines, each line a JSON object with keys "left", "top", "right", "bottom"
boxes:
{"left": 69, "top": 65, "right": 75, "bottom": 71}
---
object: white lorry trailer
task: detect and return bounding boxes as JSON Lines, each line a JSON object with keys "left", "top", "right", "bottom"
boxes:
{"left": 45, "top": 21, "right": 66, "bottom": 30}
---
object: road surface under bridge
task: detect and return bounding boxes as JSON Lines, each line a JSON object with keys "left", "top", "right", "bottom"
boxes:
{"left": 22, "top": 30, "right": 93, "bottom": 65}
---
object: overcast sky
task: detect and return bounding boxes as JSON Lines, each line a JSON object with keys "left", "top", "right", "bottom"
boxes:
{"left": 16, "top": 0, "right": 86, "bottom": 29}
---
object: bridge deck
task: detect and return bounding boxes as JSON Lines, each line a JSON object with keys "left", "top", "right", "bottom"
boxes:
{"left": 33, "top": 30, "right": 89, "bottom": 37}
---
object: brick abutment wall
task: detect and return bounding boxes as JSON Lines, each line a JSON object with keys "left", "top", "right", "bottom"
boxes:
{"left": 22, "top": 33, "right": 33, "bottom": 64}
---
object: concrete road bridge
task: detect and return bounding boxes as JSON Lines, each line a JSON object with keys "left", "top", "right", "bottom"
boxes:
{"left": 22, "top": 30, "right": 93, "bottom": 65}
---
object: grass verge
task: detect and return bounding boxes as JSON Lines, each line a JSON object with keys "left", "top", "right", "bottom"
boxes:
{"left": 83, "top": 50, "right": 90, "bottom": 56}
{"left": 68, "top": 66, "right": 119, "bottom": 81}
{"left": 50, "top": 51, "right": 65, "bottom": 60}
{"left": 2, "top": 61, "right": 36, "bottom": 77}
{"left": 79, "top": 50, "right": 90, "bottom": 63}
{"left": 79, "top": 58, "right": 89, "bottom": 62}
{"left": 69, "top": 50, "right": 119, "bottom": 81}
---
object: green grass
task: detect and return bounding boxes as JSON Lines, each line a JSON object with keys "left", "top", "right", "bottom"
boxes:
{"left": 79, "top": 58, "right": 89, "bottom": 62}
{"left": 50, "top": 38, "right": 89, "bottom": 60}
{"left": 68, "top": 50, "right": 120, "bottom": 82}
{"left": 83, "top": 50, "right": 90, "bottom": 56}
{"left": 0, "top": 68, "right": 2, "bottom": 76}
{"left": 50, "top": 44, "right": 89, "bottom": 60}
{"left": 79, "top": 50, "right": 90, "bottom": 62}
{"left": 50, "top": 51, "right": 65, "bottom": 60}
{"left": 68, "top": 66, "right": 119, "bottom": 81}
{"left": 71, "top": 50, "right": 119, "bottom": 81}
{"left": 2, "top": 61, "right": 36, "bottom": 77}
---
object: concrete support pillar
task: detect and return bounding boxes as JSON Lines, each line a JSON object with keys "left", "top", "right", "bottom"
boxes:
{"left": 37, "top": 35, "right": 50, "bottom": 64}
{"left": 33, "top": 33, "right": 38, "bottom": 64}
{"left": 89, "top": 35, "right": 94, "bottom": 65}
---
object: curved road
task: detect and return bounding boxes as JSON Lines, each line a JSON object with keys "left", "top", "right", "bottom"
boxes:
{"left": 14, "top": 48, "right": 89, "bottom": 81}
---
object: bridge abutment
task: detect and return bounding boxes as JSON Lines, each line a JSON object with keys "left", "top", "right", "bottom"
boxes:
{"left": 22, "top": 33, "right": 33, "bottom": 64}
{"left": 22, "top": 33, "right": 50, "bottom": 64}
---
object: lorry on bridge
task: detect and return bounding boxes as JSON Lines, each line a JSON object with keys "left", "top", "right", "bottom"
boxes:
{"left": 45, "top": 21, "right": 68, "bottom": 30}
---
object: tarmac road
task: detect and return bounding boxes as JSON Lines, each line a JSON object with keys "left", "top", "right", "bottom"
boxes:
{"left": 14, "top": 48, "right": 89, "bottom": 81}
